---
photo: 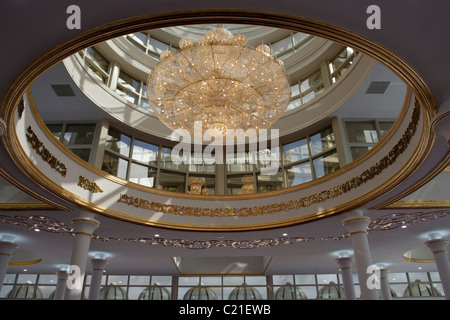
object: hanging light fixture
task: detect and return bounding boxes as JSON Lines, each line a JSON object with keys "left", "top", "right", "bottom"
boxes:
{"left": 146, "top": 27, "right": 291, "bottom": 136}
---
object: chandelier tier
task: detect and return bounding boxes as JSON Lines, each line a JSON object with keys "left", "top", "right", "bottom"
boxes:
{"left": 146, "top": 27, "right": 291, "bottom": 136}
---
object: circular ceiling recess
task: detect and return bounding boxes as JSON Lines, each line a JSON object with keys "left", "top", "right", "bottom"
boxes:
{"left": 0, "top": 10, "right": 436, "bottom": 231}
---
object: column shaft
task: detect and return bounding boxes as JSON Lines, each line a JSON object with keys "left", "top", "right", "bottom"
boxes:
{"left": 88, "top": 258, "right": 108, "bottom": 300}
{"left": 64, "top": 214, "right": 99, "bottom": 300}
{"left": 336, "top": 257, "right": 356, "bottom": 300}
{"left": 342, "top": 211, "right": 378, "bottom": 300}
{"left": 54, "top": 271, "right": 68, "bottom": 300}
{"left": 0, "top": 240, "right": 19, "bottom": 293}
{"left": 379, "top": 269, "right": 392, "bottom": 300}
{"left": 426, "top": 239, "right": 450, "bottom": 299}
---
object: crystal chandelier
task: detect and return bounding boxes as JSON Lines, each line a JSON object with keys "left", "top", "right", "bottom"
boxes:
{"left": 146, "top": 27, "right": 291, "bottom": 136}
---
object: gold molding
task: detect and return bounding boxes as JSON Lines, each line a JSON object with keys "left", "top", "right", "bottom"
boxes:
{"left": 9, "top": 258, "right": 42, "bottom": 266}
{"left": 0, "top": 202, "right": 60, "bottom": 211}
{"left": 384, "top": 200, "right": 450, "bottom": 209}
{"left": 403, "top": 256, "right": 450, "bottom": 263}
{"left": 0, "top": 9, "right": 438, "bottom": 230}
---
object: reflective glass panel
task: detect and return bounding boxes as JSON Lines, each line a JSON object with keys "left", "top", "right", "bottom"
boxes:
{"left": 379, "top": 121, "right": 394, "bottom": 138}
{"left": 118, "top": 71, "right": 141, "bottom": 93}
{"left": 158, "top": 170, "right": 186, "bottom": 193}
{"left": 105, "top": 127, "right": 131, "bottom": 156}
{"left": 63, "top": 124, "right": 96, "bottom": 146}
{"left": 313, "top": 151, "right": 339, "bottom": 178}
{"left": 46, "top": 123, "right": 63, "bottom": 140}
{"left": 85, "top": 47, "right": 110, "bottom": 72}
{"left": 286, "top": 162, "right": 312, "bottom": 186}
{"left": 300, "top": 70, "right": 323, "bottom": 92}
{"left": 160, "top": 147, "right": 187, "bottom": 171}
{"left": 129, "top": 163, "right": 156, "bottom": 187}
{"left": 346, "top": 122, "right": 378, "bottom": 143}
{"left": 70, "top": 148, "right": 91, "bottom": 162}
{"left": 350, "top": 146, "right": 371, "bottom": 160}
{"left": 132, "top": 139, "right": 158, "bottom": 165}
{"left": 226, "top": 152, "right": 254, "bottom": 172}
{"left": 102, "top": 153, "right": 128, "bottom": 179}
{"left": 309, "top": 127, "right": 336, "bottom": 155}
{"left": 257, "top": 169, "right": 283, "bottom": 192}
{"left": 283, "top": 138, "right": 309, "bottom": 164}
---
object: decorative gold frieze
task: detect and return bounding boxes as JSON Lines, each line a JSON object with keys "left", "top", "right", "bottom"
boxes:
{"left": 117, "top": 101, "right": 421, "bottom": 217}
{"left": 77, "top": 175, "right": 103, "bottom": 193}
{"left": 25, "top": 126, "right": 67, "bottom": 177}
{"left": 117, "top": 193, "right": 298, "bottom": 217}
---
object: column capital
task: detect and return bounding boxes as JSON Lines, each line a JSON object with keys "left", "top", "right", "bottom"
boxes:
{"left": 72, "top": 216, "right": 100, "bottom": 236}
{"left": 90, "top": 258, "right": 109, "bottom": 271}
{"left": 379, "top": 268, "right": 390, "bottom": 279}
{"left": 342, "top": 216, "right": 371, "bottom": 235}
{"left": 0, "top": 240, "right": 19, "bottom": 256}
{"left": 335, "top": 257, "right": 354, "bottom": 270}
{"left": 425, "top": 239, "right": 449, "bottom": 254}
{"left": 56, "top": 270, "right": 69, "bottom": 281}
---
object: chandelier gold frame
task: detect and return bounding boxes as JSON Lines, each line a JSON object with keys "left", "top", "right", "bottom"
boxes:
{"left": 146, "top": 27, "right": 291, "bottom": 135}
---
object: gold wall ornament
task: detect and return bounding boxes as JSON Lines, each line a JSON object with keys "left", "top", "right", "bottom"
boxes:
{"left": 25, "top": 126, "right": 67, "bottom": 177}
{"left": 238, "top": 175, "right": 255, "bottom": 194}
{"left": 77, "top": 175, "right": 103, "bottom": 193}
{"left": 187, "top": 177, "right": 205, "bottom": 195}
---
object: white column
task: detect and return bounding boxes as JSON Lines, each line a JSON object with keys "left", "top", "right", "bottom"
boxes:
{"left": 379, "top": 268, "right": 392, "bottom": 300}
{"left": 425, "top": 233, "right": 450, "bottom": 299}
{"left": 64, "top": 212, "right": 100, "bottom": 300}
{"left": 54, "top": 269, "right": 69, "bottom": 300}
{"left": 88, "top": 254, "right": 108, "bottom": 300}
{"left": 342, "top": 210, "right": 378, "bottom": 300}
{"left": 0, "top": 235, "right": 18, "bottom": 293}
{"left": 335, "top": 252, "right": 356, "bottom": 300}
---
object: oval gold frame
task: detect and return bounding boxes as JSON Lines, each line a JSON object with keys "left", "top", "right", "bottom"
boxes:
{"left": 0, "top": 9, "right": 438, "bottom": 231}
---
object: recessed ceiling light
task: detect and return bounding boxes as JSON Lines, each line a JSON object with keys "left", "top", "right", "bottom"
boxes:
{"left": 154, "top": 234, "right": 160, "bottom": 237}
{"left": 401, "top": 225, "right": 407, "bottom": 229}
{"left": 282, "top": 233, "right": 288, "bottom": 236}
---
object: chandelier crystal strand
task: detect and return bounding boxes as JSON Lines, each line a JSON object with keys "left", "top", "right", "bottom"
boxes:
{"left": 146, "top": 28, "right": 291, "bottom": 136}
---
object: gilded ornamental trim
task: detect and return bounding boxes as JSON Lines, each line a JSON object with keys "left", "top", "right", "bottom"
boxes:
{"left": 77, "top": 175, "right": 103, "bottom": 193}
{"left": 25, "top": 126, "right": 67, "bottom": 177}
